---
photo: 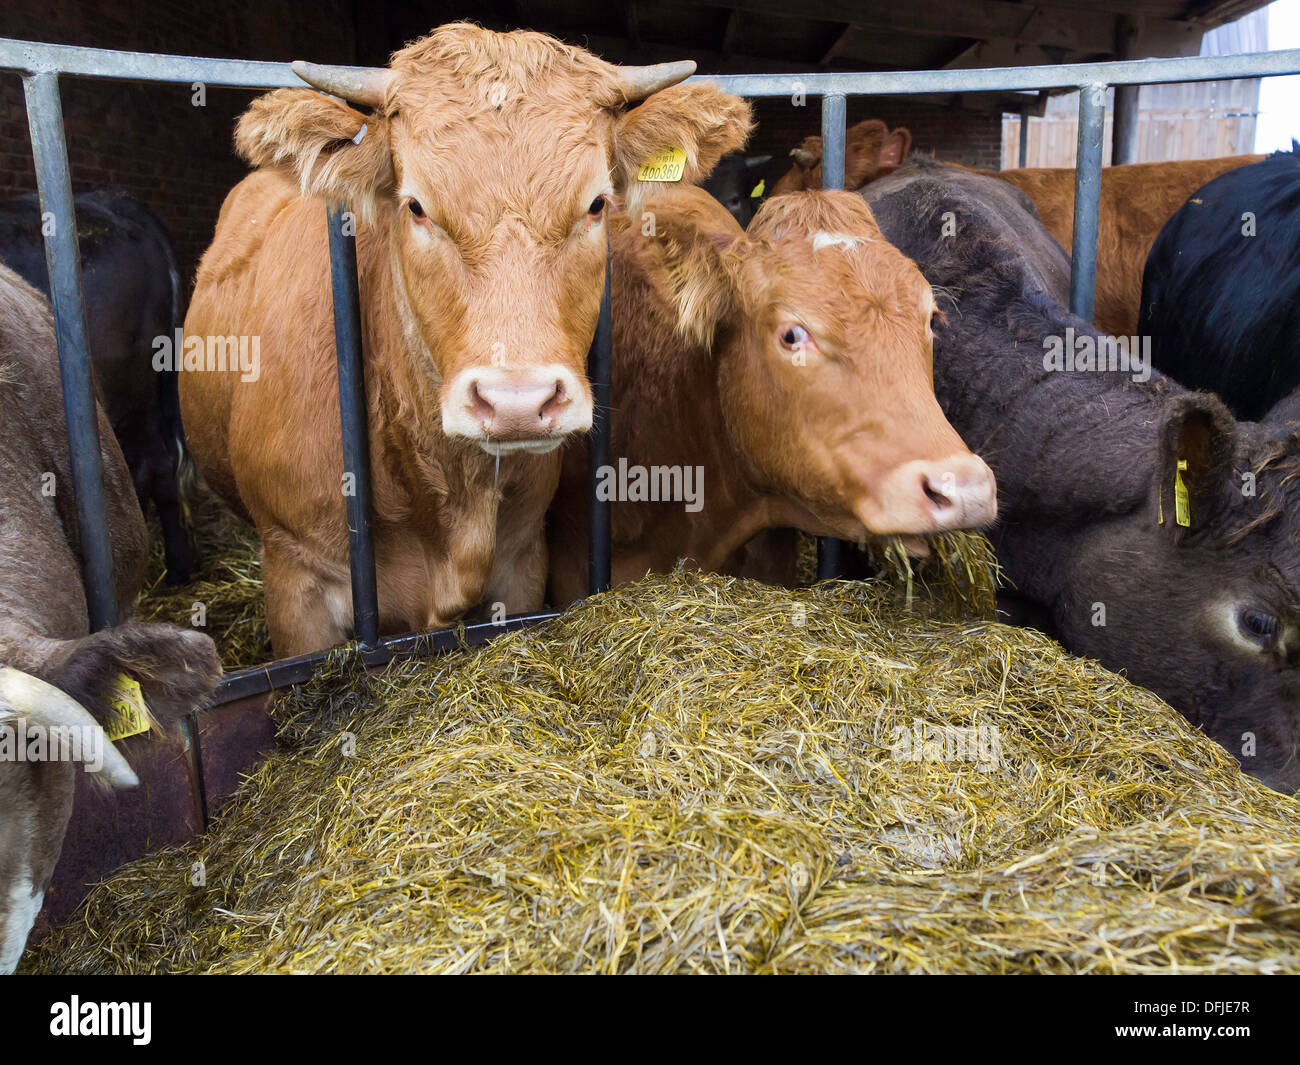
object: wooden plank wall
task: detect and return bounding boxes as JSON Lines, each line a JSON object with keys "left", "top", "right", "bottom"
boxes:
{"left": 1002, "top": 8, "right": 1267, "bottom": 166}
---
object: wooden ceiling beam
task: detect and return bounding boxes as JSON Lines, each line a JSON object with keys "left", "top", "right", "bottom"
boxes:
{"left": 721, "top": 8, "right": 742, "bottom": 57}
{"left": 688, "top": 0, "right": 1129, "bottom": 55}
{"left": 625, "top": 1, "right": 643, "bottom": 51}
{"left": 820, "top": 23, "right": 856, "bottom": 67}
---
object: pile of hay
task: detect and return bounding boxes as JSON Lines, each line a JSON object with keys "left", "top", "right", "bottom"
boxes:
{"left": 135, "top": 491, "right": 269, "bottom": 670}
{"left": 28, "top": 567, "right": 1300, "bottom": 974}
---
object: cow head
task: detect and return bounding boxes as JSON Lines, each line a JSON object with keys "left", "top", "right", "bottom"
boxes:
{"left": 234, "top": 23, "right": 752, "bottom": 454}
{"left": 1047, "top": 394, "right": 1300, "bottom": 793}
{"left": 771, "top": 120, "right": 911, "bottom": 197}
{"left": 645, "top": 187, "right": 995, "bottom": 540}
{"left": 0, "top": 622, "right": 219, "bottom": 973}
{"left": 700, "top": 153, "right": 772, "bottom": 227}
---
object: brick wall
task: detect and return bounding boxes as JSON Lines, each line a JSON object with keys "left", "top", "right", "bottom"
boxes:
{"left": 0, "top": 0, "right": 356, "bottom": 290}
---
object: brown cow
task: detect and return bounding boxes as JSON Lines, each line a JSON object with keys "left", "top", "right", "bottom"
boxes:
{"left": 0, "top": 261, "right": 220, "bottom": 973}
{"left": 987, "top": 155, "right": 1263, "bottom": 336}
{"left": 770, "top": 120, "right": 912, "bottom": 196}
{"left": 547, "top": 186, "right": 996, "bottom": 603}
{"left": 180, "top": 24, "right": 753, "bottom": 657}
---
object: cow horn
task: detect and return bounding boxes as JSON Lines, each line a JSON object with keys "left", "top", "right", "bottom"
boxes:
{"left": 790, "top": 147, "right": 819, "bottom": 168}
{"left": 0, "top": 667, "right": 138, "bottom": 789}
{"left": 292, "top": 61, "right": 394, "bottom": 108}
{"left": 613, "top": 60, "right": 697, "bottom": 102}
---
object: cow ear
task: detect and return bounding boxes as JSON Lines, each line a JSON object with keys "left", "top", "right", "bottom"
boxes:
{"left": 644, "top": 212, "right": 743, "bottom": 350}
{"left": 1155, "top": 393, "right": 1238, "bottom": 539}
{"left": 42, "top": 622, "right": 221, "bottom": 735}
{"left": 611, "top": 84, "right": 754, "bottom": 204}
{"left": 879, "top": 127, "right": 911, "bottom": 169}
{"left": 235, "top": 89, "right": 395, "bottom": 218}
{"left": 631, "top": 200, "right": 738, "bottom": 351}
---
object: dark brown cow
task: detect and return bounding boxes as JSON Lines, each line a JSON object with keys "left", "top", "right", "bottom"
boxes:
{"left": 548, "top": 185, "right": 995, "bottom": 603}
{"left": 181, "top": 23, "right": 753, "bottom": 657}
{"left": 862, "top": 158, "right": 1300, "bottom": 792}
{"left": 0, "top": 262, "right": 219, "bottom": 973}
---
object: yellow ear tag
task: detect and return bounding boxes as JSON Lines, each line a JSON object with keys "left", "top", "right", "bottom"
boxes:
{"left": 638, "top": 147, "right": 686, "bottom": 182}
{"left": 751, "top": 178, "right": 765, "bottom": 198}
{"left": 1174, "top": 458, "right": 1191, "bottom": 527}
{"left": 102, "top": 674, "right": 151, "bottom": 742}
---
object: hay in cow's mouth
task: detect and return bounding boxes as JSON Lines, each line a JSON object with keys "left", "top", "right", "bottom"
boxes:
{"left": 26, "top": 567, "right": 1300, "bottom": 975}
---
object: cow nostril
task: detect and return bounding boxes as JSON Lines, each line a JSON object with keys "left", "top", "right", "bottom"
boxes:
{"left": 469, "top": 382, "right": 495, "bottom": 422}
{"left": 923, "top": 476, "right": 953, "bottom": 512}
{"left": 539, "top": 380, "right": 567, "bottom": 421}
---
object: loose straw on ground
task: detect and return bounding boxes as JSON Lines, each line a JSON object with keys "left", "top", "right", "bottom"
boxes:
{"left": 29, "top": 560, "right": 1300, "bottom": 975}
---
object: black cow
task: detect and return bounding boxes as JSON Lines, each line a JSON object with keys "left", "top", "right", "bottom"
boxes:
{"left": 861, "top": 158, "right": 1300, "bottom": 793}
{"left": 0, "top": 189, "right": 197, "bottom": 584}
{"left": 1139, "top": 145, "right": 1300, "bottom": 422}
{"left": 699, "top": 152, "right": 771, "bottom": 227}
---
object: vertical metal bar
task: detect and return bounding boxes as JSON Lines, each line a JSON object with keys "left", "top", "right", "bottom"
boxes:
{"left": 587, "top": 237, "right": 613, "bottom": 596}
{"left": 1112, "top": 84, "right": 1140, "bottom": 165}
{"left": 23, "top": 72, "right": 118, "bottom": 630}
{"left": 1113, "top": 14, "right": 1141, "bottom": 167}
{"left": 1018, "top": 104, "right": 1030, "bottom": 167}
{"left": 326, "top": 206, "right": 379, "bottom": 648}
{"left": 818, "top": 92, "right": 847, "bottom": 580}
{"left": 820, "top": 92, "right": 847, "bottom": 190}
{"left": 1069, "top": 83, "right": 1107, "bottom": 322}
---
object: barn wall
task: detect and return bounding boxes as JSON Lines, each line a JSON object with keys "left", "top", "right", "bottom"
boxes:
{"left": 0, "top": 0, "right": 358, "bottom": 289}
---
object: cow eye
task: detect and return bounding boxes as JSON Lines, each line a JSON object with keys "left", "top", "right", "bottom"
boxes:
{"left": 1238, "top": 607, "right": 1280, "bottom": 648}
{"left": 588, "top": 195, "right": 607, "bottom": 216}
{"left": 408, "top": 199, "right": 427, "bottom": 220}
{"left": 780, "top": 324, "right": 811, "bottom": 348}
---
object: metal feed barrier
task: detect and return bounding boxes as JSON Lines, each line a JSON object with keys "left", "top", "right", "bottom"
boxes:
{"left": 2, "top": 37, "right": 1299, "bottom": 696}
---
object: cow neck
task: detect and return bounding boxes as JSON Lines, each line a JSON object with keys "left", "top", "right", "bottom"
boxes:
{"left": 938, "top": 296, "right": 1169, "bottom": 529}
{"left": 946, "top": 300, "right": 1194, "bottom": 609}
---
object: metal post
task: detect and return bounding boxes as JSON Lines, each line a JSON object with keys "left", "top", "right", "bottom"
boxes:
{"left": 1018, "top": 104, "right": 1030, "bottom": 167}
{"left": 23, "top": 72, "right": 118, "bottom": 630}
{"left": 1112, "top": 85, "right": 1140, "bottom": 165}
{"left": 326, "top": 206, "right": 379, "bottom": 648}
{"left": 1112, "top": 14, "right": 1141, "bottom": 166}
{"left": 587, "top": 239, "right": 613, "bottom": 596}
{"left": 820, "top": 92, "right": 847, "bottom": 190}
{"left": 818, "top": 92, "right": 847, "bottom": 580}
{"left": 1069, "top": 84, "right": 1107, "bottom": 322}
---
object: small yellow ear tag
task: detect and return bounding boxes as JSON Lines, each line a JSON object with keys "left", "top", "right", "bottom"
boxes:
{"left": 638, "top": 147, "right": 686, "bottom": 182}
{"left": 102, "top": 674, "right": 151, "bottom": 742}
{"left": 1174, "top": 458, "right": 1191, "bottom": 527}
{"left": 751, "top": 178, "right": 765, "bottom": 198}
